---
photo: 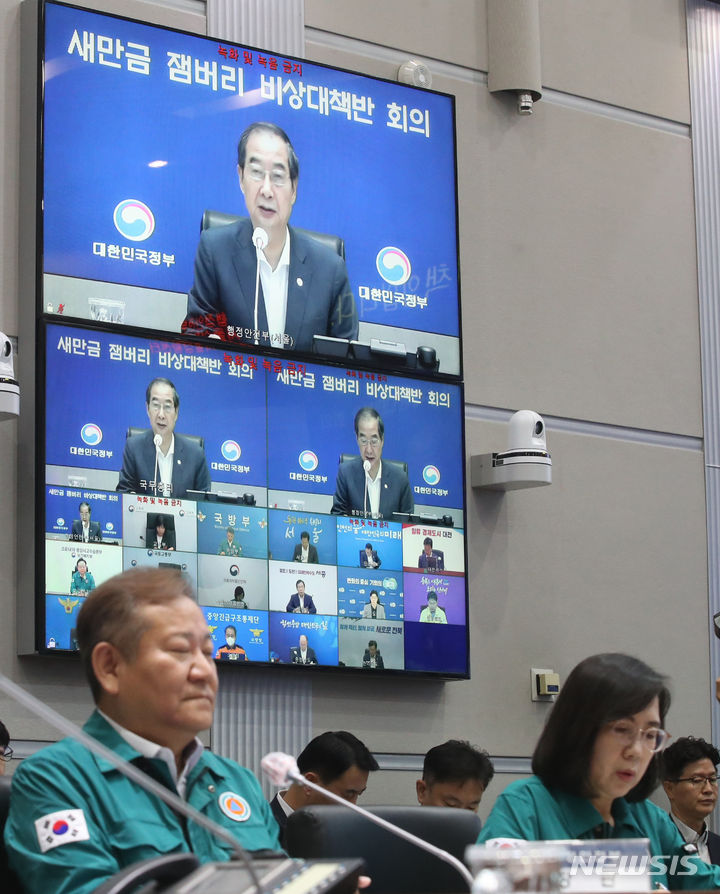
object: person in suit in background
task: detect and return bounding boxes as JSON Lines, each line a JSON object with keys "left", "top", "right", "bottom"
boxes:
{"left": 289, "top": 634, "right": 318, "bottom": 666}
{"left": 361, "top": 590, "right": 385, "bottom": 620}
{"left": 418, "top": 537, "right": 444, "bottom": 570}
{"left": 70, "top": 501, "right": 102, "bottom": 543}
{"left": 331, "top": 407, "right": 414, "bottom": 519}
{"left": 269, "top": 730, "right": 378, "bottom": 846}
{"left": 293, "top": 531, "right": 319, "bottom": 564}
{"left": 286, "top": 580, "right": 317, "bottom": 614}
{"left": 661, "top": 737, "right": 720, "bottom": 865}
{"left": 362, "top": 640, "right": 384, "bottom": 670}
{"left": 360, "top": 543, "right": 381, "bottom": 569}
{"left": 183, "top": 121, "right": 357, "bottom": 351}
{"left": 117, "top": 377, "right": 211, "bottom": 499}
{"left": 417, "top": 740, "right": 494, "bottom": 812}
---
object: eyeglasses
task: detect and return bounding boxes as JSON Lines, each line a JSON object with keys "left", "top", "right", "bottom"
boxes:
{"left": 245, "top": 164, "right": 290, "bottom": 188}
{"left": 0, "top": 745, "right": 13, "bottom": 762}
{"left": 672, "top": 775, "right": 720, "bottom": 787}
{"left": 148, "top": 399, "right": 175, "bottom": 414}
{"left": 607, "top": 721, "right": 670, "bottom": 753}
{"left": 357, "top": 435, "right": 381, "bottom": 447}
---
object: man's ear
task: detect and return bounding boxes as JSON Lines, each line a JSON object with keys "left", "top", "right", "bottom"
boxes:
{"left": 661, "top": 779, "right": 674, "bottom": 802}
{"left": 91, "top": 641, "right": 124, "bottom": 697}
{"left": 416, "top": 778, "right": 427, "bottom": 805}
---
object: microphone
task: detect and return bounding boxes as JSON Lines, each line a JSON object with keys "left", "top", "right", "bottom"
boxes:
{"left": 252, "top": 228, "right": 269, "bottom": 347}
{"left": 363, "top": 460, "right": 371, "bottom": 518}
{"left": 260, "top": 752, "right": 473, "bottom": 888}
{"left": 153, "top": 433, "right": 162, "bottom": 496}
{"left": 0, "top": 673, "right": 264, "bottom": 892}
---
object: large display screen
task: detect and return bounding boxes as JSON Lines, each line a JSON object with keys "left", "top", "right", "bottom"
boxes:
{"left": 40, "top": 1, "right": 462, "bottom": 375}
{"left": 41, "top": 321, "right": 469, "bottom": 676}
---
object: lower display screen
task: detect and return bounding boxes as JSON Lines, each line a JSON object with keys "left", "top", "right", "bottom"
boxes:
{"left": 41, "top": 321, "right": 468, "bottom": 676}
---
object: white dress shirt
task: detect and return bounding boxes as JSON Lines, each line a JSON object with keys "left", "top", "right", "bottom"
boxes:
{"left": 259, "top": 230, "right": 291, "bottom": 349}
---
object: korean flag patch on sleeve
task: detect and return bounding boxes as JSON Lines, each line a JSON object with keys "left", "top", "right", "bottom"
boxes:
{"left": 35, "top": 808, "right": 90, "bottom": 853}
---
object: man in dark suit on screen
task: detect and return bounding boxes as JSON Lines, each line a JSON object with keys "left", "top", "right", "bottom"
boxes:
{"left": 289, "top": 634, "right": 318, "bottom": 666}
{"left": 117, "top": 377, "right": 211, "bottom": 500}
{"left": 70, "top": 501, "right": 102, "bottom": 543}
{"left": 418, "top": 536, "right": 445, "bottom": 570}
{"left": 292, "top": 530, "right": 319, "bottom": 564}
{"left": 331, "top": 407, "right": 414, "bottom": 520}
{"left": 183, "top": 122, "right": 357, "bottom": 352}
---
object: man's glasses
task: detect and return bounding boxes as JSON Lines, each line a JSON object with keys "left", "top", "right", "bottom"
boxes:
{"left": 246, "top": 164, "right": 290, "bottom": 188}
{"left": 672, "top": 775, "right": 720, "bottom": 787}
{"left": 357, "top": 435, "right": 381, "bottom": 447}
{"left": 148, "top": 399, "right": 175, "bottom": 414}
{"left": 607, "top": 721, "right": 670, "bottom": 753}
{"left": 0, "top": 744, "right": 13, "bottom": 762}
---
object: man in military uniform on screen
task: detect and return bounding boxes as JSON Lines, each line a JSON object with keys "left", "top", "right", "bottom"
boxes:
{"left": 183, "top": 121, "right": 358, "bottom": 352}
{"left": 116, "top": 377, "right": 211, "bottom": 500}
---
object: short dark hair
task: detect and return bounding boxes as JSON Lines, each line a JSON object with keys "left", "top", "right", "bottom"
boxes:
{"left": 226, "top": 527, "right": 234, "bottom": 535}
{"left": 354, "top": 407, "right": 384, "bottom": 440}
{"left": 75, "top": 557, "right": 89, "bottom": 572}
{"left": 423, "top": 740, "right": 495, "bottom": 789}
{"left": 532, "top": 653, "right": 670, "bottom": 802}
{"left": 145, "top": 377, "right": 180, "bottom": 409}
{"left": 424, "top": 537, "right": 433, "bottom": 547}
{"left": 77, "top": 567, "right": 196, "bottom": 702}
{"left": 369, "top": 590, "right": 379, "bottom": 599}
{"left": 660, "top": 737, "right": 720, "bottom": 781}
{"left": 296, "top": 579, "right": 305, "bottom": 589}
{"left": 237, "top": 121, "right": 299, "bottom": 183}
{"left": 79, "top": 501, "right": 91, "bottom": 514}
{"left": 297, "top": 730, "right": 379, "bottom": 782}
{"left": 155, "top": 515, "right": 167, "bottom": 528}
{"left": 368, "top": 640, "right": 378, "bottom": 649}
{"left": 427, "top": 591, "right": 438, "bottom": 603}
{"left": 365, "top": 543, "right": 373, "bottom": 550}
{"left": 225, "top": 625, "right": 237, "bottom": 636}
{"left": 0, "top": 719, "right": 9, "bottom": 750}
{"left": 301, "top": 531, "right": 310, "bottom": 541}
{"left": 234, "top": 586, "right": 245, "bottom": 600}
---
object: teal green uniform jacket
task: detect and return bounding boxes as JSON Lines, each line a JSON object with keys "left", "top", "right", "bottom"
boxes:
{"left": 4, "top": 711, "right": 281, "bottom": 894}
{"left": 478, "top": 775, "right": 720, "bottom": 890}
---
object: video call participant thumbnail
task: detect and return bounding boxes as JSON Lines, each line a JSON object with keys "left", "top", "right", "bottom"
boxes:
{"left": 361, "top": 590, "right": 385, "bottom": 620}
{"left": 215, "top": 625, "right": 248, "bottom": 661}
{"left": 360, "top": 543, "right": 380, "bottom": 569}
{"left": 4, "top": 567, "right": 281, "bottom": 894}
{"left": 117, "top": 377, "right": 211, "bottom": 499}
{"left": 286, "top": 580, "right": 316, "bottom": 614}
{"left": 293, "top": 531, "right": 318, "bottom": 564}
{"left": 217, "top": 527, "right": 241, "bottom": 557}
{"left": 290, "top": 634, "right": 318, "bottom": 665}
{"left": 70, "top": 558, "right": 95, "bottom": 595}
{"left": 418, "top": 537, "right": 444, "bottom": 570}
{"left": 419, "top": 591, "right": 447, "bottom": 623}
{"left": 218, "top": 586, "right": 248, "bottom": 610}
{"left": 416, "top": 740, "right": 494, "bottom": 812}
{"left": 362, "top": 640, "right": 384, "bottom": 669}
{"left": 183, "top": 121, "right": 358, "bottom": 352}
{"left": 331, "top": 407, "right": 414, "bottom": 519}
{"left": 70, "top": 502, "right": 102, "bottom": 543}
{"left": 269, "top": 730, "right": 378, "bottom": 845}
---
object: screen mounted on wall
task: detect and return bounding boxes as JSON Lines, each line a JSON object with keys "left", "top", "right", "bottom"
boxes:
{"left": 40, "top": 1, "right": 462, "bottom": 375}
{"left": 40, "top": 321, "right": 469, "bottom": 677}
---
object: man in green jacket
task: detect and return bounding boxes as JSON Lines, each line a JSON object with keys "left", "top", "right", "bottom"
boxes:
{"left": 4, "top": 566, "right": 281, "bottom": 894}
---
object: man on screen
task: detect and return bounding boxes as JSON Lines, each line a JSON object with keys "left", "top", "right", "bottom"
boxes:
{"left": 419, "top": 591, "right": 447, "bottom": 624}
{"left": 117, "top": 377, "right": 211, "bottom": 500}
{"left": 286, "top": 579, "right": 317, "bottom": 614}
{"left": 217, "top": 527, "right": 241, "bottom": 557}
{"left": 293, "top": 531, "right": 319, "bottom": 564}
{"left": 331, "top": 407, "right": 414, "bottom": 519}
{"left": 418, "top": 537, "right": 444, "bottom": 570}
{"left": 4, "top": 568, "right": 280, "bottom": 894}
{"left": 70, "top": 501, "right": 102, "bottom": 543}
{"left": 215, "top": 625, "right": 248, "bottom": 661}
{"left": 183, "top": 121, "right": 358, "bottom": 352}
{"left": 290, "top": 634, "right": 318, "bottom": 665}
